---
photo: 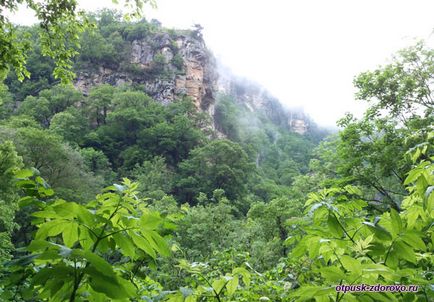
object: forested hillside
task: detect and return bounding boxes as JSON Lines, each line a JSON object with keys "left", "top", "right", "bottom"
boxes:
{"left": 0, "top": 7, "right": 433, "bottom": 302}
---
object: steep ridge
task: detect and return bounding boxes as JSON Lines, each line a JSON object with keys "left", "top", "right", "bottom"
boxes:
{"left": 72, "top": 20, "right": 315, "bottom": 136}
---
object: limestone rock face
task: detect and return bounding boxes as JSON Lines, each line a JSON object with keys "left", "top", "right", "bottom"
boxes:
{"left": 75, "top": 31, "right": 218, "bottom": 112}
{"left": 75, "top": 27, "right": 311, "bottom": 135}
{"left": 217, "top": 69, "right": 310, "bottom": 134}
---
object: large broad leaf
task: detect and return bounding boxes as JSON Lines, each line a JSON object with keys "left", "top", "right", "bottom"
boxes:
{"left": 226, "top": 275, "right": 239, "bottom": 296}
{"left": 36, "top": 220, "right": 68, "bottom": 240}
{"left": 394, "top": 241, "right": 417, "bottom": 264}
{"left": 232, "top": 267, "right": 250, "bottom": 286}
{"left": 130, "top": 231, "right": 156, "bottom": 259}
{"left": 62, "top": 222, "right": 79, "bottom": 248}
{"left": 389, "top": 209, "right": 402, "bottom": 235}
{"left": 86, "top": 267, "right": 131, "bottom": 300}
{"left": 76, "top": 204, "right": 94, "bottom": 225}
{"left": 113, "top": 232, "right": 136, "bottom": 259}
{"left": 73, "top": 250, "right": 116, "bottom": 277}
{"left": 340, "top": 255, "right": 362, "bottom": 275}
{"left": 52, "top": 202, "right": 78, "bottom": 219}
{"left": 327, "top": 213, "right": 343, "bottom": 237}
{"left": 318, "top": 267, "right": 346, "bottom": 282}
{"left": 404, "top": 167, "right": 423, "bottom": 185}
{"left": 140, "top": 231, "right": 170, "bottom": 257}
{"left": 212, "top": 278, "right": 227, "bottom": 294}
{"left": 15, "top": 169, "right": 34, "bottom": 179}
{"left": 140, "top": 211, "right": 162, "bottom": 230}
{"left": 363, "top": 222, "right": 392, "bottom": 241}
{"left": 401, "top": 231, "right": 426, "bottom": 251}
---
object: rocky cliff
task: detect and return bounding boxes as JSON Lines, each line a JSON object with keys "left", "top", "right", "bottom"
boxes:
{"left": 217, "top": 67, "right": 310, "bottom": 134}
{"left": 74, "top": 25, "right": 311, "bottom": 135}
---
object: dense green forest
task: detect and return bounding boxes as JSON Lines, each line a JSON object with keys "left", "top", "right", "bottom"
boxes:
{"left": 0, "top": 4, "right": 433, "bottom": 302}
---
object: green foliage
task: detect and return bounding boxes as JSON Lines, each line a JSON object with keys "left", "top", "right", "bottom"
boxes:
{"left": 0, "top": 141, "right": 23, "bottom": 262}
{"left": 87, "top": 91, "right": 206, "bottom": 171}
{"left": 0, "top": 0, "right": 156, "bottom": 84}
{"left": 289, "top": 139, "right": 434, "bottom": 300}
{"left": 2, "top": 176, "right": 171, "bottom": 301}
{"left": 49, "top": 108, "right": 88, "bottom": 145}
{"left": 85, "top": 84, "right": 117, "bottom": 126}
{"left": 354, "top": 41, "right": 434, "bottom": 118}
{"left": 166, "top": 259, "right": 252, "bottom": 302}
{"left": 176, "top": 139, "right": 254, "bottom": 203}
{"left": 247, "top": 197, "right": 301, "bottom": 261}
{"left": 131, "top": 156, "right": 174, "bottom": 198}
{"left": 0, "top": 83, "right": 15, "bottom": 119}
{"left": 175, "top": 192, "right": 244, "bottom": 259}
{"left": 0, "top": 125, "right": 102, "bottom": 202}
{"left": 172, "top": 53, "right": 184, "bottom": 71}
{"left": 17, "top": 84, "right": 82, "bottom": 127}
{"left": 5, "top": 7, "right": 434, "bottom": 302}
{"left": 80, "top": 147, "right": 115, "bottom": 183}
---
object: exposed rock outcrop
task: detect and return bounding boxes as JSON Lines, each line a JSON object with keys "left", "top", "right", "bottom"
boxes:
{"left": 75, "top": 26, "right": 311, "bottom": 135}
{"left": 75, "top": 31, "right": 218, "bottom": 113}
{"left": 217, "top": 68, "right": 310, "bottom": 134}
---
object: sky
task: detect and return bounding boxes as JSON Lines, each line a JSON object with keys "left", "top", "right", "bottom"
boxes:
{"left": 9, "top": 0, "right": 434, "bottom": 127}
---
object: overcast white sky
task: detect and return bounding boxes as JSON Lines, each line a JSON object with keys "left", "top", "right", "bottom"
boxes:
{"left": 10, "top": 0, "right": 434, "bottom": 126}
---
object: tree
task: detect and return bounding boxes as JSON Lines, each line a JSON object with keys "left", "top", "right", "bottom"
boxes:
{"left": 131, "top": 156, "right": 173, "bottom": 198}
{"left": 176, "top": 139, "right": 254, "bottom": 203}
{"left": 0, "top": 141, "right": 22, "bottom": 262}
{"left": 85, "top": 84, "right": 117, "bottom": 126}
{"left": 0, "top": 125, "right": 102, "bottom": 201}
{"left": 354, "top": 42, "right": 434, "bottom": 121}
{"left": 175, "top": 190, "right": 245, "bottom": 259}
{"left": 49, "top": 108, "right": 88, "bottom": 145}
{"left": 0, "top": 0, "right": 156, "bottom": 83}
{"left": 289, "top": 138, "right": 434, "bottom": 301}
{"left": 0, "top": 83, "right": 14, "bottom": 119}
{"left": 310, "top": 42, "right": 434, "bottom": 212}
{"left": 17, "top": 85, "right": 82, "bottom": 127}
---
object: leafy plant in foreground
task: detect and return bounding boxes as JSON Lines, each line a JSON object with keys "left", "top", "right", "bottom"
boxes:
{"left": 289, "top": 133, "right": 434, "bottom": 301}
{"left": 2, "top": 173, "right": 171, "bottom": 301}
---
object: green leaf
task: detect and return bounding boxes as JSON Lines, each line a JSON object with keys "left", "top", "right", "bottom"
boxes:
{"left": 394, "top": 241, "right": 416, "bottom": 264}
{"left": 363, "top": 221, "right": 392, "bottom": 241}
{"left": 140, "top": 211, "right": 162, "bottom": 230}
{"left": 27, "top": 240, "right": 51, "bottom": 252}
{"left": 113, "top": 232, "right": 136, "bottom": 259}
{"left": 233, "top": 267, "right": 250, "bottom": 286}
{"left": 404, "top": 168, "right": 422, "bottom": 185}
{"left": 212, "top": 278, "right": 227, "bottom": 294}
{"left": 62, "top": 222, "right": 79, "bottom": 248}
{"left": 389, "top": 209, "right": 402, "bottom": 235}
{"left": 401, "top": 231, "right": 426, "bottom": 251}
{"left": 15, "top": 169, "right": 34, "bottom": 179}
{"left": 318, "top": 267, "right": 346, "bottom": 282}
{"left": 142, "top": 231, "right": 170, "bottom": 257}
{"left": 86, "top": 267, "right": 131, "bottom": 299}
{"left": 185, "top": 296, "right": 197, "bottom": 302}
{"left": 327, "top": 213, "right": 343, "bottom": 237}
{"left": 226, "top": 275, "right": 239, "bottom": 296}
{"left": 340, "top": 255, "right": 362, "bottom": 275}
{"left": 74, "top": 250, "right": 116, "bottom": 277}
{"left": 36, "top": 220, "right": 67, "bottom": 240}
{"left": 53, "top": 202, "right": 77, "bottom": 219}
{"left": 130, "top": 231, "right": 156, "bottom": 259}
{"left": 76, "top": 204, "right": 94, "bottom": 225}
